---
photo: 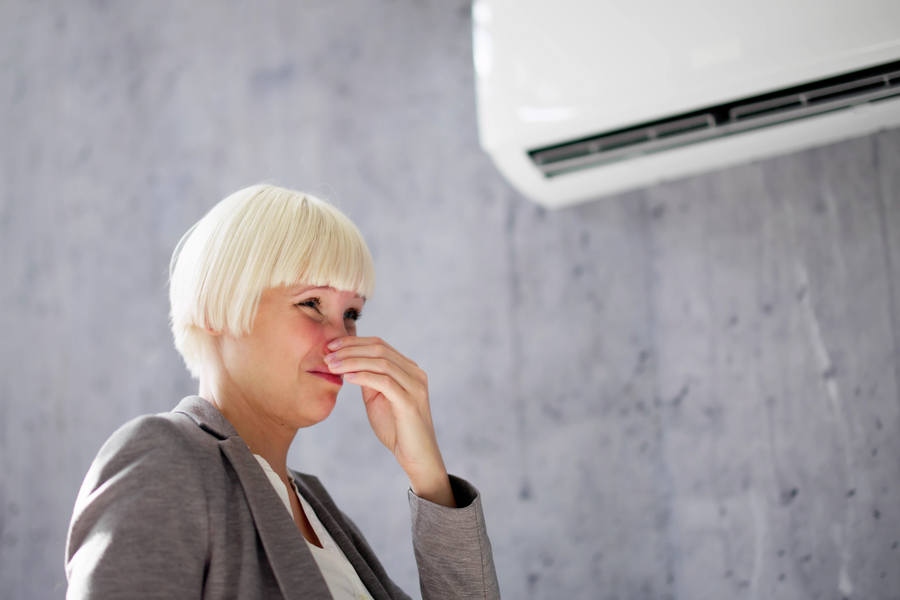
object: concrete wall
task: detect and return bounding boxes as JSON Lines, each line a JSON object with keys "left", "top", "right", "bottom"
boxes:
{"left": 1, "top": 1, "right": 899, "bottom": 599}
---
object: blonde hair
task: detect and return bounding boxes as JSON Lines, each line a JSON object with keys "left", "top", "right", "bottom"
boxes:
{"left": 169, "top": 184, "right": 376, "bottom": 378}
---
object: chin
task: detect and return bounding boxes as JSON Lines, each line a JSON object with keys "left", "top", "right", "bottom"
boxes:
{"left": 291, "top": 391, "right": 338, "bottom": 428}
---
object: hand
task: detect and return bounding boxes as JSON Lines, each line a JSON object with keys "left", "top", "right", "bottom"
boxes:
{"left": 324, "top": 337, "right": 456, "bottom": 507}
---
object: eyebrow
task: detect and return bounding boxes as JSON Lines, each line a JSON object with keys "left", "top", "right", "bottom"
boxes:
{"left": 289, "top": 285, "right": 333, "bottom": 297}
{"left": 289, "top": 285, "right": 366, "bottom": 300}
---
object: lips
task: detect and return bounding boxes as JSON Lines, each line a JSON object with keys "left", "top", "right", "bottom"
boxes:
{"left": 308, "top": 368, "right": 343, "bottom": 386}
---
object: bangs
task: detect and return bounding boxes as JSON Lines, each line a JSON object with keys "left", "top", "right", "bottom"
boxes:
{"left": 269, "top": 198, "right": 376, "bottom": 299}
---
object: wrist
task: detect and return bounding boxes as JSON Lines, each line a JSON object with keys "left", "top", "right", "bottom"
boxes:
{"left": 408, "top": 470, "right": 457, "bottom": 508}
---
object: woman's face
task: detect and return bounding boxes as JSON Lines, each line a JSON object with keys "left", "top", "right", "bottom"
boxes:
{"left": 215, "top": 284, "right": 365, "bottom": 429}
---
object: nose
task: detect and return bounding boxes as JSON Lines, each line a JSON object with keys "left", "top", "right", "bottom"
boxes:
{"left": 323, "top": 315, "right": 350, "bottom": 347}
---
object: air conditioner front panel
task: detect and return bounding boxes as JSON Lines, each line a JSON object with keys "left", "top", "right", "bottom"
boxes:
{"left": 474, "top": 0, "right": 900, "bottom": 155}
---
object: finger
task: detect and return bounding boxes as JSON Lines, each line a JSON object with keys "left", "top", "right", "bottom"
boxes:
{"left": 328, "top": 357, "right": 425, "bottom": 396}
{"left": 326, "top": 342, "right": 414, "bottom": 372}
{"left": 342, "top": 371, "right": 407, "bottom": 405}
{"left": 327, "top": 336, "right": 419, "bottom": 367}
{"left": 328, "top": 336, "right": 415, "bottom": 366}
{"left": 328, "top": 336, "right": 398, "bottom": 353}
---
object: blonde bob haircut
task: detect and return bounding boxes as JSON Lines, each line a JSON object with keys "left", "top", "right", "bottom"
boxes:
{"left": 169, "top": 184, "right": 376, "bottom": 379}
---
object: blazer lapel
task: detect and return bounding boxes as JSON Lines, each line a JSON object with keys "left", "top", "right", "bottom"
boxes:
{"left": 292, "top": 476, "right": 394, "bottom": 600}
{"left": 173, "top": 397, "right": 332, "bottom": 600}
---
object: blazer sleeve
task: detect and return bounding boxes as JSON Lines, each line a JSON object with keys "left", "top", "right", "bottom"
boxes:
{"left": 408, "top": 475, "right": 501, "bottom": 600}
{"left": 65, "top": 415, "right": 209, "bottom": 599}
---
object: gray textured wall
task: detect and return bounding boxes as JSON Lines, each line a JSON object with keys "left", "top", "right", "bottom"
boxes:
{"left": 1, "top": 2, "right": 899, "bottom": 599}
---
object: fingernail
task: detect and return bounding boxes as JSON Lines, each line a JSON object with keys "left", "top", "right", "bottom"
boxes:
{"left": 328, "top": 360, "right": 343, "bottom": 368}
{"left": 328, "top": 339, "right": 342, "bottom": 350}
{"left": 344, "top": 372, "right": 356, "bottom": 380}
{"left": 324, "top": 352, "right": 337, "bottom": 362}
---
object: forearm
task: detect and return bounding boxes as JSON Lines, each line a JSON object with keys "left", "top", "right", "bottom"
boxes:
{"left": 409, "top": 476, "right": 501, "bottom": 600}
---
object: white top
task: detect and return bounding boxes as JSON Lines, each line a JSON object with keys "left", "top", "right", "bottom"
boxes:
{"left": 253, "top": 455, "right": 374, "bottom": 600}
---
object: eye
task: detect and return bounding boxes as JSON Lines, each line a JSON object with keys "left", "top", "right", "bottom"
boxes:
{"left": 344, "top": 308, "right": 362, "bottom": 321}
{"left": 297, "top": 297, "right": 321, "bottom": 311}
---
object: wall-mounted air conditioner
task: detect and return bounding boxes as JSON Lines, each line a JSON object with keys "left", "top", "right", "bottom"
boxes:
{"left": 472, "top": 0, "right": 900, "bottom": 208}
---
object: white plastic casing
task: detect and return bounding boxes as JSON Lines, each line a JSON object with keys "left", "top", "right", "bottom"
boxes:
{"left": 473, "top": 0, "right": 900, "bottom": 208}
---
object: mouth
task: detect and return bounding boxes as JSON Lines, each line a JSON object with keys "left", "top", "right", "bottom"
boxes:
{"left": 308, "top": 369, "right": 343, "bottom": 386}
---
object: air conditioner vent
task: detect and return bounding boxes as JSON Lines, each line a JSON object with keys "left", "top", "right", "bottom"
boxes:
{"left": 529, "top": 60, "right": 900, "bottom": 177}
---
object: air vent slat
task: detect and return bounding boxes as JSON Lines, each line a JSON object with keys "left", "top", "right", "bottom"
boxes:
{"left": 653, "top": 114, "right": 713, "bottom": 137}
{"left": 597, "top": 129, "right": 649, "bottom": 151}
{"left": 730, "top": 95, "right": 805, "bottom": 121}
{"left": 529, "top": 60, "right": 900, "bottom": 177}
{"left": 804, "top": 75, "right": 887, "bottom": 104}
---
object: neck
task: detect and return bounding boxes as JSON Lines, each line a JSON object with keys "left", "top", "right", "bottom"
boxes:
{"left": 199, "top": 375, "right": 298, "bottom": 484}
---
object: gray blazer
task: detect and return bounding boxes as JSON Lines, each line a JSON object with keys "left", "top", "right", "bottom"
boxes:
{"left": 65, "top": 396, "right": 500, "bottom": 599}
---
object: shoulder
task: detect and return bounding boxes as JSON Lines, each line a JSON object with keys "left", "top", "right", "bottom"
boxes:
{"left": 79, "top": 411, "right": 219, "bottom": 505}
{"left": 69, "top": 412, "right": 215, "bottom": 555}
{"left": 98, "top": 411, "right": 215, "bottom": 467}
{"left": 67, "top": 412, "right": 215, "bottom": 594}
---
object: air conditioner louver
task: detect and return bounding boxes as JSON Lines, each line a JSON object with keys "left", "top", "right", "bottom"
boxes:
{"left": 529, "top": 60, "right": 900, "bottom": 178}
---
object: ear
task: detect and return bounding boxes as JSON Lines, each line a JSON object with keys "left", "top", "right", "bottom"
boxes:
{"left": 202, "top": 323, "right": 224, "bottom": 337}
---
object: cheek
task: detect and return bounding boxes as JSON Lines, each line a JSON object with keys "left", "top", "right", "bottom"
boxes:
{"left": 219, "top": 335, "right": 256, "bottom": 376}
{"left": 289, "top": 320, "right": 330, "bottom": 355}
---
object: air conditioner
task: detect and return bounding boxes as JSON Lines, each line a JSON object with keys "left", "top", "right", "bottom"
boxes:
{"left": 472, "top": 0, "right": 900, "bottom": 208}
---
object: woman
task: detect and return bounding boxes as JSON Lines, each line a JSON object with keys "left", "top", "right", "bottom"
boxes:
{"left": 65, "top": 184, "right": 500, "bottom": 599}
